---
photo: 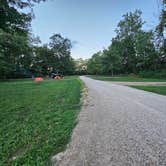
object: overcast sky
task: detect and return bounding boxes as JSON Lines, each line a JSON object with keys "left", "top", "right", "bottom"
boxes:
{"left": 31, "top": 0, "right": 161, "bottom": 59}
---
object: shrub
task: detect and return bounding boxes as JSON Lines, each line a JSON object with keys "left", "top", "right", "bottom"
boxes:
{"left": 139, "top": 70, "right": 166, "bottom": 78}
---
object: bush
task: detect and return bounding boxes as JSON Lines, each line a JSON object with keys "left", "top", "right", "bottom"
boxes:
{"left": 139, "top": 70, "right": 166, "bottom": 78}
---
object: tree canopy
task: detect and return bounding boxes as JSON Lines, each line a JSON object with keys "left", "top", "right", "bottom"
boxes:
{"left": 87, "top": 10, "right": 166, "bottom": 77}
{"left": 0, "top": 0, "right": 76, "bottom": 79}
{"left": 0, "top": 1, "right": 165, "bottom": 79}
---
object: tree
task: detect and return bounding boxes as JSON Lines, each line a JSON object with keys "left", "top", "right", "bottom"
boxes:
{"left": 0, "top": 0, "right": 46, "bottom": 34}
{"left": 135, "top": 31, "right": 157, "bottom": 71}
{"left": 0, "top": 29, "right": 31, "bottom": 78}
{"left": 30, "top": 45, "right": 52, "bottom": 76}
{"left": 49, "top": 34, "right": 75, "bottom": 74}
{"left": 111, "top": 10, "right": 157, "bottom": 74}
{"left": 87, "top": 9, "right": 162, "bottom": 76}
{"left": 87, "top": 52, "right": 103, "bottom": 75}
{"left": 155, "top": 0, "right": 166, "bottom": 69}
{"left": 0, "top": 0, "right": 45, "bottom": 78}
{"left": 156, "top": 0, "right": 166, "bottom": 38}
{"left": 102, "top": 39, "right": 122, "bottom": 75}
{"left": 115, "top": 10, "right": 145, "bottom": 73}
{"left": 29, "top": 34, "right": 75, "bottom": 76}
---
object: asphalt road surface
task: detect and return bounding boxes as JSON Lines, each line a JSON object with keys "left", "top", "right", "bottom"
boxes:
{"left": 57, "top": 76, "right": 166, "bottom": 166}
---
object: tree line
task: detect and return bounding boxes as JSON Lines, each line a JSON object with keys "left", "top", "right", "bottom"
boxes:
{"left": 87, "top": 4, "right": 165, "bottom": 78}
{"left": 0, "top": 0, "right": 75, "bottom": 79}
{"left": 0, "top": 0, "right": 165, "bottom": 79}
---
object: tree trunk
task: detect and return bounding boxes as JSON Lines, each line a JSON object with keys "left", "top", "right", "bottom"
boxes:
{"left": 111, "top": 69, "right": 114, "bottom": 76}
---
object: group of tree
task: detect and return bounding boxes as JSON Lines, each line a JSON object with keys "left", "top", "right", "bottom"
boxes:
{"left": 0, "top": 0, "right": 75, "bottom": 79}
{"left": 0, "top": 0, "right": 165, "bottom": 79}
{"left": 87, "top": 3, "right": 166, "bottom": 78}
{"left": 31, "top": 34, "right": 75, "bottom": 76}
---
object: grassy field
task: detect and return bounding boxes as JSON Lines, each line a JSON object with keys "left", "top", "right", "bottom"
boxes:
{"left": 130, "top": 86, "right": 166, "bottom": 96}
{"left": 88, "top": 75, "right": 166, "bottom": 82}
{"left": 0, "top": 77, "right": 83, "bottom": 165}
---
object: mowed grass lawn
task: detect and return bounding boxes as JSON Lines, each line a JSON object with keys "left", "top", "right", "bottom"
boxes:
{"left": 130, "top": 86, "right": 166, "bottom": 96}
{"left": 89, "top": 75, "right": 166, "bottom": 95}
{"left": 89, "top": 75, "right": 166, "bottom": 82}
{"left": 0, "top": 77, "right": 83, "bottom": 165}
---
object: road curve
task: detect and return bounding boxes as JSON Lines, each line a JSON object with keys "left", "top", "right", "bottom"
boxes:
{"left": 58, "top": 76, "right": 166, "bottom": 166}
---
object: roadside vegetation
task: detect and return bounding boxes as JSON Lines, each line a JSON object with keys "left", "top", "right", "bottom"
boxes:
{"left": 0, "top": 1, "right": 76, "bottom": 79}
{"left": 130, "top": 86, "right": 166, "bottom": 96}
{"left": 0, "top": 0, "right": 165, "bottom": 164}
{"left": 85, "top": 3, "right": 165, "bottom": 78}
{"left": 1, "top": 1, "right": 165, "bottom": 80}
{"left": 0, "top": 77, "right": 83, "bottom": 165}
{"left": 88, "top": 75, "right": 166, "bottom": 82}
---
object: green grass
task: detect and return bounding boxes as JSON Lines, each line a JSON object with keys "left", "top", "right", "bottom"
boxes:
{"left": 0, "top": 77, "right": 83, "bottom": 166}
{"left": 130, "top": 86, "right": 166, "bottom": 96}
{"left": 88, "top": 75, "right": 166, "bottom": 82}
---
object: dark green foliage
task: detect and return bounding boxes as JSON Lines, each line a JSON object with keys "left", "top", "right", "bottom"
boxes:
{"left": 155, "top": 0, "right": 166, "bottom": 69}
{"left": 156, "top": 0, "right": 166, "bottom": 37}
{"left": 0, "top": 1, "right": 75, "bottom": 79}
{"left": 87, "top": 52, "right": 103, "bottom": 75}
{"left": 87, "top": 10, "right": 166, "bottom": 77}
{"left": 0, "top": 77, "right": 82, "bottom": 165}
{"left": 0, "top": 0, "right": 37, "bottom": 79}
{"left": 49, "top": 34, "right": 75, "bottom": 75}
{"left": 139, "top": 69, "right": 166, "bottom": 78}
{"left": 31, "top": 34, "right": 76, "bottom": 76}
{"left": 0, "top": 29, "right": 31, "bottom": 78}
{"left": 0, "top": 0, "right": 31, "bottom": 35}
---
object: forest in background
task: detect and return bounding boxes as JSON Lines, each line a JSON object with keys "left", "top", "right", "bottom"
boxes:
{"left": 0, "top": 0, "right": 75, "bottom": 79}
{"left": 0, "top": 0, "right": 165, "bottom": 79}
{"left": 86, "top": 3, "right": 166, "bottom": 78}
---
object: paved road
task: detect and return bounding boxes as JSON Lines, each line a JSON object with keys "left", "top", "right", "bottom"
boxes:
{"left": 57, "top": 76, "right": 166, "bottom": 166}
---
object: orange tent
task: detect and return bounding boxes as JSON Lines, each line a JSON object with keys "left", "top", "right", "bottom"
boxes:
{"left": 34, "top": 77, "right": 43, "bottom": 82}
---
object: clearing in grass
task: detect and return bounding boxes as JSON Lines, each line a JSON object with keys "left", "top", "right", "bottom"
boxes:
{"left": 0, "top": 77, "right": 83, "bottom": 165}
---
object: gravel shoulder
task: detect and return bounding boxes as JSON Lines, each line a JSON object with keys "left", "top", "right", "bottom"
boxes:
{"left": 57, "top": 76, "right": 166, "bottom": 166}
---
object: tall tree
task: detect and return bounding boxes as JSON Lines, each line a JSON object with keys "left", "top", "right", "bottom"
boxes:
{"left": 30, "top": 45, "right": 52, "bottom": 76}
{"left": 155, "top": 0, "right": 166, "bottom": 69}
{"left": 87, "top": 52, "right": 103, "bottom": 75}
{"left": 87, "top": 10, "right": 161, "bottom": 76}
{"left": 102, "top": 39, "right": 122, "bottom": 75}
{"left": 135, "top": 31, "right": 157, "bottom": 71}
{"left": 115, "top": 10, "right": 145, "bottom": 73}
{"left": 49, "top": 34, "right": 75, "bottom": 74}
{"left": 0, "top": 0, "right": 45, "bottom": 78}
{"left": 156, "top": 0, "right": 166, "bottom": 37}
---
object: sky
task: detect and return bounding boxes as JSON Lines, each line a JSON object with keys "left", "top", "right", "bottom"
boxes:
{"left": 31, "top": 0, "right": 161, "bottom": 59}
